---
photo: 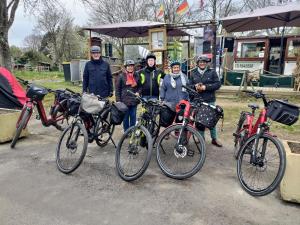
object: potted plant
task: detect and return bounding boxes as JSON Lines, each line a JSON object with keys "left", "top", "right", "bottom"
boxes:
{"left": 280, "top": 140, "right": 300, "bottom": 203}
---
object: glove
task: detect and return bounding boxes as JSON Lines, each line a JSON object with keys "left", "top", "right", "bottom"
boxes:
{"left": 109, "top": 92, "right": 113, "bottom": 97}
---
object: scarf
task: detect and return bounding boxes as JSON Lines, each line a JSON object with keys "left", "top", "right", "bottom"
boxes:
{"left": 197, "top": 67, "right": 207, "bottom": 75}
{"left": 126, "top": 72, "right": 137, "bottom": 87}
{"left": 170, "top": 72, "right": 187, "bottom": 92}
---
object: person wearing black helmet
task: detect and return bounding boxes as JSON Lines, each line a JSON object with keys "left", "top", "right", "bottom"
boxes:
{"left": 115, "top": 59, "right": 141, "bottom": 131}
{"left": 139, "top": 53, "right": 165, "bottom": 100}
{"left": 83, "top": 45, "right": 113, "bottom": 98}
{"left": 190, "top": 55, "right": 222, "bottom": 147}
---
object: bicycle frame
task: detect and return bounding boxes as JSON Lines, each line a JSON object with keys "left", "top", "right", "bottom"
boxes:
{"left": 243, "top": 108, "right": 268, "bottom": 138}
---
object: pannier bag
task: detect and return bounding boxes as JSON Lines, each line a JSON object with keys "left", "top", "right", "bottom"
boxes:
{"left": 110, "top": 102, "right": 128, "bottom": 125}
{"left": 55, "top": 90, "right": 70, "bottom": 112}
{"left": 195, "top": 103, "right": 224, "bottom": 129}
{"left": 67, "top": 96, "right": 81, "bottom": 116}
{"left": 160, "top": 102, "right": 176, "bottom": 127}
{"left": 266, "top": 100, "right": 299, "bottom": 125}
{"left": 81, "top": 93, "right": 106, "bottom": 114}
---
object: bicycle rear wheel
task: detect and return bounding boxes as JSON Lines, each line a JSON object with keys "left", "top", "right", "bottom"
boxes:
{"left": 115, "top": 125, "right": 152, "bottom": 181}
{"left": 11, "top": 108, "right": 31, "bottom": 148}
{"left": 56, "top": 121, "right": 88, "bottom": 174}
{"left": 156, "top": 124, "right": 206, "bottom": 179}
{"left": 94, "top": 118, "right": 115, "bottom": 147}
{"left": 237, "top": 133, "right": 286, "bottom": 196}
{"left": 233, "top": 112, "right": 248, "bottom": 159}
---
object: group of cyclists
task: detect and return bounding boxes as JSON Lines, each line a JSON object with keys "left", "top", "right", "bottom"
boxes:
{"left": 83, "top": 45, "right": 222, "bottom": 147}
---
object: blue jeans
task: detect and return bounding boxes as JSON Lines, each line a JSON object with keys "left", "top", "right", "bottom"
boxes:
{"left": 197, "top": 102, "right": 217, "bottom": 140}
{"left": 123, "top": 105, "right": 137, "bottom": 132}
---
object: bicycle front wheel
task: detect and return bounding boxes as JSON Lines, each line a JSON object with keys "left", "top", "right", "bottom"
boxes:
{"left": 237, "top": 133, "right": 286, "bottom": 196}
{"left": 115, "top": 125, "right": 152, "bottom": 181}
{"left": 233, "top": 112, "right": 248, "bottom": 159}
{"left": 56, "top": 121, "right": 88, "bottom": 174}
{"left": 11, "top": 108, "right": 31, "bottom": 148}
{"left": 156, "top": 124, "right": 206, "bottom": 180}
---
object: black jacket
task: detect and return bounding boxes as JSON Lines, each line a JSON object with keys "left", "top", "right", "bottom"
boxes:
{"left": 115, "top": 72, "right": 141, "bottom": 106}
{"left": 189, "top": 68, "right": 221, "bottom": 102}
{"left": 82, "top": 59, "right": 113, "bottom": 98}
{"left": 139, "top": 67, "right": 165, "bottom": 98}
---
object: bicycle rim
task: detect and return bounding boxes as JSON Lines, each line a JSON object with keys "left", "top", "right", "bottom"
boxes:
{"left": 115, "top": 125, "right": 152, "bottom": 181}
{"left": 237, "top": 134, "right": 286, "bottom": 196}
{"left": 156, "top": 124, "right": 206, "bottom": 179}
{"left": 56, "top": 122, "right": 88, "bottom": 174}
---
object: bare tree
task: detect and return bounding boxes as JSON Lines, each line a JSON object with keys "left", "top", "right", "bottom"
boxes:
{"left": 0, "top": 0, "right": 58, "bottom": 70}
{"left": 23, "top": 34, "right": 42, "bottom": 51}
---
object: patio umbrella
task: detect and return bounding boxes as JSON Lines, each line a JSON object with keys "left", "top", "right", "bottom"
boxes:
{"left": 220, "top": 3, "right": 300, "bottom": 73}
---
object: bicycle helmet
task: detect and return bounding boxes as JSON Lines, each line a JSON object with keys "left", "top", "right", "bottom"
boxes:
{"left": 170, "top": 60, "right": 181, "bottom": 67}
{"left": 90, "top": 45, "right": 101, "bottom": 53}
{"left": 196, "top": 55, "right": 210, "bottom": 64}
{"left": 124, "top": 59, "right": 135, "bottom": 66}
{"left": 146, "top": 53, "right": 156, "bottom": 61}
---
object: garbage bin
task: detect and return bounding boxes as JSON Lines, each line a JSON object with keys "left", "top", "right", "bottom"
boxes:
{"left": 62, "top": 62, "right": 71, "bottom": 81}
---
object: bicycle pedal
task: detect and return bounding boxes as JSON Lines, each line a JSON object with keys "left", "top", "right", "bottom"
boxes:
{"left": 36, "top": 115, "right": 40, "bottom": 120}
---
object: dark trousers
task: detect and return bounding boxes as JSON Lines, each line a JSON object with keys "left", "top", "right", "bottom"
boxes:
{"left": 123, "top": 105, "right": 137, "bottom": 132}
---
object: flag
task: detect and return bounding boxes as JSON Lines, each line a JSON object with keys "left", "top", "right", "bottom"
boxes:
{"left": 157, "top": 3, "right": 164, "bottom": 19}
{"left": 138, "top": 46, "right": 150, "bottom": 59}
{"left": 176, "top": 0, "right": 189, "bottom": 16}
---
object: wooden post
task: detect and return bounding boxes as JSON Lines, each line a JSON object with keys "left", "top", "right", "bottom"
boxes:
{"left": 88, "top": 30, "right": 92, "bottom": 60}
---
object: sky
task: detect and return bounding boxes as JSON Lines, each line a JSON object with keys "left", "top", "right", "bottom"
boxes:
{"left": 9, "top": 0, "right": 89, "bottom": 47}
{"left": 9, "top": 0, "right": 197, "bottom": 47}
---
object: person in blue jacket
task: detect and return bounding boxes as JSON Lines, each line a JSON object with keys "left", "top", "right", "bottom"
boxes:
{"left": 83, "top": 46, "right": 113, "bottom": 98}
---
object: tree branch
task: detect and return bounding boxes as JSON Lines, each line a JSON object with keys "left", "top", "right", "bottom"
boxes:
{"left": 8, "top": 0, "right": 19, "bottom": 29}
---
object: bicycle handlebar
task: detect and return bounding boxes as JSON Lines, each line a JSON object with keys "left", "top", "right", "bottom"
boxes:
{"left": 65, "top": 88, "right": 76, "bottom": 94}
{"left": 126, "top": 90, "right": 161, "bottom": 106}
{"left": 242, "top": 90, "right": 268, "bottom": 106}
{"left": 16, "top": 77, "right": 30, "bottom": 86}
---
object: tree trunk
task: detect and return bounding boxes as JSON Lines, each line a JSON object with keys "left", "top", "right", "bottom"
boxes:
{"left": 0, "top": 28, "right": 12, "bottom": 70}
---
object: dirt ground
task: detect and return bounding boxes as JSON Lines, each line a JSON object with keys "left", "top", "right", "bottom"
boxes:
{"left": 0, "top": 99, "right": 299, "bottom": 225}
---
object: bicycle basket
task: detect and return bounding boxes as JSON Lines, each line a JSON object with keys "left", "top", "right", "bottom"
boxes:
{"left": 159, "top": 102, "right": 176, "bottom": 127}
{"left": 110, "top": 102, "right": 128, "bottom": 125}
{"left": 67, "top": 96, "right": 81, "bottom": 116}
{"left": 195, "top": 103, "right": 224, "bottom": 129}
{"left": 266, "top": 100, "right": 299, "bottom": 125}
{"left": 81, "top": 93, "right": 106, "bottom": 114}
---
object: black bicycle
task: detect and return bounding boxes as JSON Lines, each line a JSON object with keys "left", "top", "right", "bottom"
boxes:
{"left": 56, "top": 96, "right": 116, "bottom": 174}
{"left": 115, "top": 90, "right": 163, "bottom": 181}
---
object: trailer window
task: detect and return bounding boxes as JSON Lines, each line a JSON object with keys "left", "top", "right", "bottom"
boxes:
{"left": 287, "top": 39, "right": 300, "bottom": 58}
{"left": 236, "top": 41, "right": 265, "bottom": 58}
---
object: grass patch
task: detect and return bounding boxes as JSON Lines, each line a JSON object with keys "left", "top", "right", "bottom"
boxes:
{"left": 14, "top": 70, "right": 64, "bottom": 81}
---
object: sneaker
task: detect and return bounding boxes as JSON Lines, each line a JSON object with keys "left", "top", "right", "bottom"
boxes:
{"left": 212, "top": 139, "right": 222, "bottom": 147}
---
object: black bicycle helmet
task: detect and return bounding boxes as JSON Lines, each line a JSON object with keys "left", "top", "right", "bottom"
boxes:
{"left": 196, "top": 55, "right": 210, "bottom": 63}
{"left": 146, "top": 53, "right": 156, "bottom": 61}
{"left": 170, "top": 60, "right": 181, "bottom": 67}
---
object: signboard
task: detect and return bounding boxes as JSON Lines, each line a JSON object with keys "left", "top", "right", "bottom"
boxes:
{"left": 284, "top": 61, "right": 297, "bottom": 75}
{"left": 233, "top": 61, "right": 264, "bottom": 71}
{"left": 149, "top": 28, "right": 167, "bottom": 51}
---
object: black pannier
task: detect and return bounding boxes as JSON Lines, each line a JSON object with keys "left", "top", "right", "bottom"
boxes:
{"left": 195, "top": 103, "right": 224, "bottom": 129}
{"left": 67, "top": 96, "right": 81, "bottom": 116}
{"left": 266, "top": 100, "right": 299, "bottom": 125}
{"left": 55, "top": 90, "right": 70, "bottom": 112}
{"left": 159, "top": 102, "right": 176, "bottom": 127}
{"left": 110, "top": 102, "right": 128, "bottom": 125}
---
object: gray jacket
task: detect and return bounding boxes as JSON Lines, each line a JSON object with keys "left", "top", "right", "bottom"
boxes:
{"left": 160, "top": 74, "right": 189, "bottom": 104}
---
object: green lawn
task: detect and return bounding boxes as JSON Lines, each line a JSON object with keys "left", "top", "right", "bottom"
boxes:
{"left": 14, "top": 70, "right": 64, "bottom": 81}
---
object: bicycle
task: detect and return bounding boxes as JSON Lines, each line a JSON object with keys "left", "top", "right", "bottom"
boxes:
{"left": 155, "top": 85, "right": 207, "bottom": 180}
{"left": 56, "top": 95, "right": 116, "bottom": 174}
{"left": 115, "top": 90, "right": 162, "bottom": 181}
{"left": 10, "top": 77, "right": 76, "bottom": 148}
{"left": 233, "top": 90, "right": 298, "bottom": 196}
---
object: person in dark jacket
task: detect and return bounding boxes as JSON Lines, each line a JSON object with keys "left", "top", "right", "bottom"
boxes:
{"left": 160, "top": 61, "right": 189, "bottom": 104}
{"left": 139, "top": 53, "right": 165, "bottom": 100}
{"left": 190, "top": 55, "right": 222, "bottom": 147}
{"left": 83, "top": 46, "right": 113, "bottom": 98}
{"left": 115, "top": 60, "right": 141, "bottom": 132}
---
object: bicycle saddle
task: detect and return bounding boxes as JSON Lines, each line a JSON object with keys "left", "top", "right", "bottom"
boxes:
{"left": 248, "top": 103, "right": 259, "bottom": 110}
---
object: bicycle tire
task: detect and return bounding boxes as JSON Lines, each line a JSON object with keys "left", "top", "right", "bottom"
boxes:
{"left": 115, "top": 125, "right": 152, "bottom": 182}
{"left": 94, "top": 118, "right": 115, "bottom": 147}
{"left": 51, "top": 102, "right": 69, "bottom": 131}
{"left": 156, "top": 124, "right": 206, "bottom": 180}
{"left": 233, "top": 112, "right": 248, "bottom": 159}
{"left": 237, "top": 133, "right": 286, "bottom": 196}
{"left": 11, "top": 108, "right": 30, "bottom": 148}
{"left": 56, "top": 121, "right": 88, "bottom": 174}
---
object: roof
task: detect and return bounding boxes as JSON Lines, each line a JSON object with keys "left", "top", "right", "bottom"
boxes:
{"left": 83, "top": 20, "right": 189, "bottom": 38}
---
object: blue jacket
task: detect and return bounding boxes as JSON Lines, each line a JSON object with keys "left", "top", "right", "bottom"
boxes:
{"left": 160, "top": 74, "right": 189, "bottom": 104}
{"left": 83, "top": 59, "right": 113, "bottom": 98}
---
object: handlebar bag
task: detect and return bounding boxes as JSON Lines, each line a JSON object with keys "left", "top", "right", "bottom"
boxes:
{"left": 159, "top": 102, "right": 176, "bottom": 127}
{"left": 195, "top": 103, "right": 224, "bottom": 129}
{"left": 267, "top": 100, "right": 299, "bottom": 125}
{"left": 81, "top": 93, "right": 106, "bottom": 114}
{"left": 110, "top": 102, "right": 128, "bottom": 125}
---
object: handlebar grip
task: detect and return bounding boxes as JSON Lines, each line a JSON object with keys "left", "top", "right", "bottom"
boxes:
{"left": 126, "top": 90, "right": 136, "bottom": 96}
{"left": 65, "top": 88, "right": 75, "bottom": 94}
{"left": 182, "top": 85, "right": 197, "bottom": 94}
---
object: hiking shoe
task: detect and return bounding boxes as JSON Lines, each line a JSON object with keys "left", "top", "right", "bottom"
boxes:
{"left": 212, "top": 139, "right": 222, "bottom": 147}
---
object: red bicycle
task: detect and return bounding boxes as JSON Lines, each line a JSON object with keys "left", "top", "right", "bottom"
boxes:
{"left": 233, "top": 90, "right": 299, "bottom": 196}
{"left": 10, "top": 77, "right": 76, "bottom": 148}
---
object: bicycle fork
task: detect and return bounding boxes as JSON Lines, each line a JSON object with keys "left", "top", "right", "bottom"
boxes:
{"left": 251, "top": 123, "right": 268, "bottom": 165}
